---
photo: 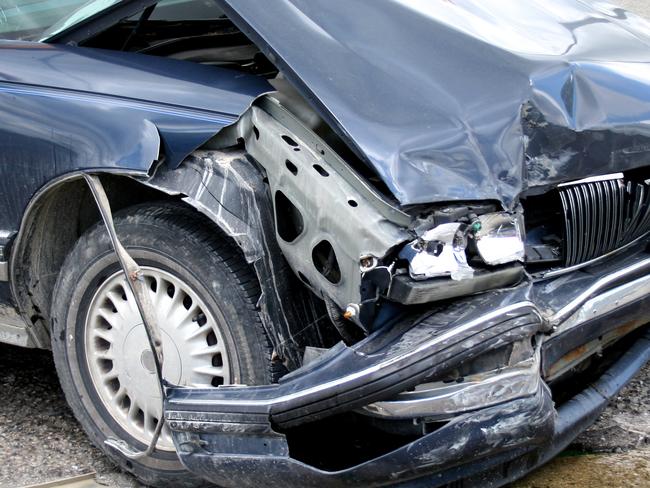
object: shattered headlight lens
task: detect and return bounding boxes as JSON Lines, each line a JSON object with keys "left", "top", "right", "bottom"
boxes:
{"left": 399, "top": 212, "right": 525, "bottom": 281}
{"left": 399, "top": 223, "right": 474, "bottom": 281}
{"left": 475, "top": 212, "right": 525, "bottom": 266}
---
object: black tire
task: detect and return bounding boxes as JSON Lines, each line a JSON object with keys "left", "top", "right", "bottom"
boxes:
{"left": 51, "top": 202, "right": 273, "bottom": 488}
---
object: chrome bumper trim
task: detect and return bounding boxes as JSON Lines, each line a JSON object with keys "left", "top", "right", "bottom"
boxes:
{"left": 549, "top": 256, "right": 650, "bottom": 326}
{"left": 554, "top": 270, "right": 650, "bottom": 335}
{"left": 362, "top": 257, "right": 650, "bottom": 420}
{"left": 362, "top": 353, "right": 540, "bottom": 420}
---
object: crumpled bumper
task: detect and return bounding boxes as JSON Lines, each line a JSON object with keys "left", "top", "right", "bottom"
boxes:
{"left": 164, "top": 251, "right": 650, "bottom": 487}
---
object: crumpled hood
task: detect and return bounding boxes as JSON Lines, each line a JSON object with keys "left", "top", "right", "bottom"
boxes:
{"left": 218, "top": 0, "right": 650, "bottom": 207}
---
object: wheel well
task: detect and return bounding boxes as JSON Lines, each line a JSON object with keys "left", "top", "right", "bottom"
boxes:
{"left": 11, "top": 174, "right": 179, "bottom": 346}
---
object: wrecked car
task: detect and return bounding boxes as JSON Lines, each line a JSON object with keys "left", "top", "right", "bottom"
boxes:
{"left": 0, "top": 0, "right": 649, "bottom": 486}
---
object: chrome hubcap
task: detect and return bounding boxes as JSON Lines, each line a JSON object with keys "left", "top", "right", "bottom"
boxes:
{"left": 85, "top": 267, "right": 230, "bottom": 450}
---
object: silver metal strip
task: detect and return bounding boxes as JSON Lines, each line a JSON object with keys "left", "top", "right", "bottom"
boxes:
{"left": 82, "top": 174, "right": 166, "bottom": 459}
{"left": 0, "top": 262, "right": 7, "bottom": 281}
{"left": 171, "top": 302, "right": 539, "bottom": 408}
{"left": 362, "top": 354, "right": 540, "bottom": 419}
{"left": 558, "top": 173, "right": 624, "bottom": 187}
{"left": 364, "top": 268, "right": 650, "bottom": 420}
{"left": 553, "top": 270, "right": 650, "bottom": 336}
{"left": 550, "top": 256, "right": 650, "bottom": 326}
{"left": 171, "top": 253, "right": 650, "bottom": 410}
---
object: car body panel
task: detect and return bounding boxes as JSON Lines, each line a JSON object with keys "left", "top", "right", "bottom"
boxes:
{"left": 218, "top": 0, "right": 650, "bottom": 207}
{"left": 0, "top": 40, "right": 272, "bottom": 233}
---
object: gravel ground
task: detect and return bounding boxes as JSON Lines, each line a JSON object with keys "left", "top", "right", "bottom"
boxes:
{"left": 616, "top": 0, "right": 648, "bottom": 16}
{"left": 0, "top": 344, "right": 143, "bottom": 488}
{"left": 1, "top": 2, "right": 650, "bottom": 488}
{"left": 0, "top": 343, "right": 647, "bottom": 488}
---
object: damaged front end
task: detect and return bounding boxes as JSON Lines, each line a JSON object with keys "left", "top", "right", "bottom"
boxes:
{"left": 140, "top": 93, "right": 650, "bottom": 487}
{"left": 163, "top": 250, "right": 650, "bottom": 487}
{"left": 69, "top": 2, "right": 650, "bottom": 485}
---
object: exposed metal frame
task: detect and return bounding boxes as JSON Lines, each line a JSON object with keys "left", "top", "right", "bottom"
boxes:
{"left": 217, "top": 97, "right": 412, "bottom": 312}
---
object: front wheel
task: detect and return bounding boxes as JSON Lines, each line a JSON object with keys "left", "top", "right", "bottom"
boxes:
{"left": 51, "top": 202, "right": 273, "bottom": 487}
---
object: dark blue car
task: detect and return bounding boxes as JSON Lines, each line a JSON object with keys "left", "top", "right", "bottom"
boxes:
{"left": 0, "top": 1, "right": 649, "bottom": 486}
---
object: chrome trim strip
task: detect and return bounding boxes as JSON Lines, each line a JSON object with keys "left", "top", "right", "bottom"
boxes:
{"left": 553, "top": 271, "right": 650, "bottom": 336}
{"left": 539, "top": 233, "right": 650, "bottom": 279}
{"left": 362, "top": 354, "right": 540, "bottom": 419}
{"left": 549, "top": 257, "right": 650, "bottom": 326}
{"left": 558, "top": 173, "right": 624, "bottom": 187}
{"left": 169, "top": 302, "right": 539, "bottom": 407}
{"left": 363, "top": 263, "right": 650, "bottom": 419}
{"left": 169, "top": 255, "right": 650, "bottom": 412}
{"left": 0, "top": 262, "right": 7, "bottom": 282}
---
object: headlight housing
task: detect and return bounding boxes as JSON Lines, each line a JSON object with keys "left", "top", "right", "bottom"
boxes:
{"left": 399, "top": 211, "right": 525, "bottom": 281}
{"left": 474, "top": 212, "right": 526, "bottom": 265}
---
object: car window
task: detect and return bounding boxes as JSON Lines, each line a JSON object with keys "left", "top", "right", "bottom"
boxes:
{"left": 0, "top": 0, "right": 98, "bottom": 40}
{"left": 0, "top": 1, "right": 224, "bottom": 42}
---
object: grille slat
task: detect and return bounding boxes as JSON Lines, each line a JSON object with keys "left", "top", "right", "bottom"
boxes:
{"left": 559, "top": 177, "right": 650, "bottom": 267}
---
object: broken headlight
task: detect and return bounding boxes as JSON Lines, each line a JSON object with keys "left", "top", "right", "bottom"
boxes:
{"left": 399, "top": 223, "right": 474, "bottom": 281}
{"left": 399, "top": 212, "right": 525, "bottom": 281}
{"left": 474, "top": 212, "right": 526, "bottom": 266}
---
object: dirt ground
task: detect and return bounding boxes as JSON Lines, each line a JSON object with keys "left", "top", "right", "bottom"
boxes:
{"left": 616, "top": 0, "right": 647, "bottom": 16}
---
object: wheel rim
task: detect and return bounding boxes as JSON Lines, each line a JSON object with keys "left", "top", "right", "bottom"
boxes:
{"left": 84, "top": 267, "right": 231, "bottom": 450}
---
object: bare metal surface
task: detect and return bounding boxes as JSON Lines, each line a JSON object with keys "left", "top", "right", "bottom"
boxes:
{"left": 221, "top": 100, "right": 411, "bottom": 311}
{"left": 553, "top": 271, "right": 650, "bottom": 335}
{"left": 548, "top": 257, "right": 650, "bottom": 326}
{"left": 362, "top": 353, "right": 540, "bottom": 419}
{"left": 82, "top": 175, "right": 166, "bottom": 460}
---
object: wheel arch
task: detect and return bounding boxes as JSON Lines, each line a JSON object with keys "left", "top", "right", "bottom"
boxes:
{"left": 9, "top": 172, "right": 188, "bottom": 347}
{"left": 12, "top": 156, "right": 328, "bottom": 368}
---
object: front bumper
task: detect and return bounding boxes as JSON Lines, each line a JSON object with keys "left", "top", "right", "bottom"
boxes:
{"left": 165, "top": 250, "right": 650, "bottom": 487}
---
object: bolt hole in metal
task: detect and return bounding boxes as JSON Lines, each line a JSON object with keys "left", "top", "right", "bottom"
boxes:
{"left": 85, "top": 267, "right": 231, "bottom": 450}
{"left": 281, "top": 134, "right": 299, "bottom": 147}
{"left": 285, "top": 160, "right": 298, "bottom": 175}
{"left": 313, "top": 164, "right": 329, "bottom": 177}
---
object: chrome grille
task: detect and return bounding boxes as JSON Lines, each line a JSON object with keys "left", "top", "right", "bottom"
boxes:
{"left": 559, "top": 177, "right": 650, "bottom": 267}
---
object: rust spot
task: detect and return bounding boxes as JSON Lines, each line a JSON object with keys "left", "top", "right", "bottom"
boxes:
{"left": 547, "top": 320, "right": 646, "bottom": 379}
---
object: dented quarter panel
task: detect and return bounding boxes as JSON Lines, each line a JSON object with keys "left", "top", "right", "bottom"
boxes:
{"left": 218, "top": 0, "right": 650, "bottom": 207}
{"left": 0, "top": 40, "right": 272, "bottom": 235}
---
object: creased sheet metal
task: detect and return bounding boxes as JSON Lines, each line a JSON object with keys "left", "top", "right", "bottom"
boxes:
{"left": 219, "top": 0, "right": 650, "bottom": 208}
